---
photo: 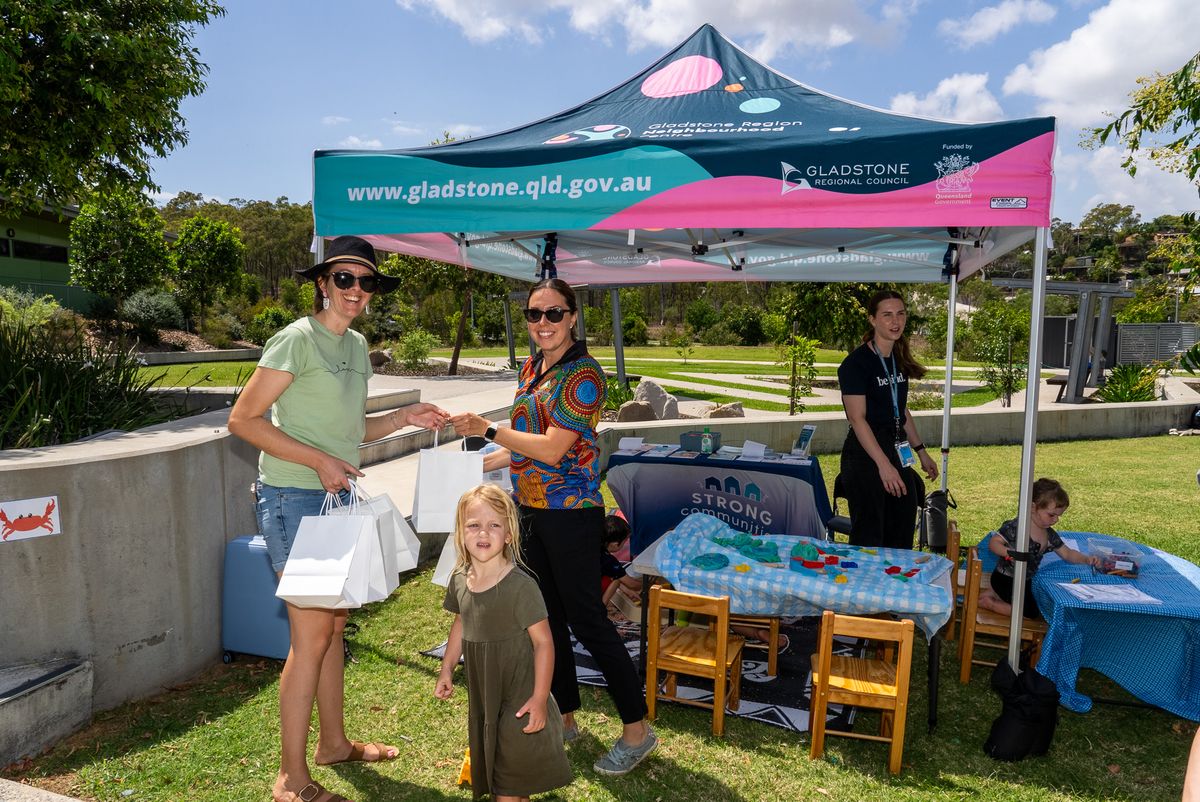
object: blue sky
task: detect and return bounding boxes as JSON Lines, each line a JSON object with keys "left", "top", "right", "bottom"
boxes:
{"left": 149, "top": 0, "right": 1200, "bottom": 224}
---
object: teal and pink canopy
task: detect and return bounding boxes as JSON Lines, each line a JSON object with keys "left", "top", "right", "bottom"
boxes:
{"left": 312, "top": 24, "right": 1055, "bottom": 284}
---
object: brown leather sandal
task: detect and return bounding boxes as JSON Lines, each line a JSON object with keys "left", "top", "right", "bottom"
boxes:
{"left": 314, "top": 740, "right": 398, "bottom": 766}
{"left": 295, "top": 781, "right": 349, "bottom": 802}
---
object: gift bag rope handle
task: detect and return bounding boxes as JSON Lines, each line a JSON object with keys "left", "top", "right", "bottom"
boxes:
{"left": 320, "top": 484, "right": 361, "bottom": 515}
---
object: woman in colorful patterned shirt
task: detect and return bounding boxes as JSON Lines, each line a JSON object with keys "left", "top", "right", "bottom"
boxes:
{"left": 450, "top": 278, "right": 657, "bottom": 777}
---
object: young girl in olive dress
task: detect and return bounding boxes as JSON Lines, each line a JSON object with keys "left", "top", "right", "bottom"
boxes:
{"left": 434, "top": 485, "right": 573, "bottom": 801}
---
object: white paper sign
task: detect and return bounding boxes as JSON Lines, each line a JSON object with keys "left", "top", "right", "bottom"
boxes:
{"left": 1, "top": 495, "right": 61, "bottom": 542}
{"left": 741, "top": 440, "right": 767, "bottom": 459}
{"left": 618, "top": 436, "right": 645, "bottom": 450}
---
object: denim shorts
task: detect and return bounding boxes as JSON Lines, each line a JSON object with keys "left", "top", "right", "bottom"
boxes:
{"left": 256, "top": 481, "right": 353, "bottom": 571}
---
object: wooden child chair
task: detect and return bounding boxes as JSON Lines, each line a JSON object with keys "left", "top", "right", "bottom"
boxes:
{"left": 809, "top": 610, "right": 915, "bottom": 776}
{"left": 728, "top": 614, "right": 781, "bottom": 677}
{"left": 943, "top": 520, "right": 963, "bottom": 641}
{"left": 958, "top": 546, "right": 1047, "bottom": 684}
{"left": 645, "top": 585, "right": 745, "bottom": 736}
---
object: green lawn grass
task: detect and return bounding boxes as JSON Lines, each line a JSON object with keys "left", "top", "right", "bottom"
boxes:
{"left": 5, "top": 436, "right": 1197, "bottom": 801}
{"left": 140, "top": 361, "right": 256, "bottom": 388}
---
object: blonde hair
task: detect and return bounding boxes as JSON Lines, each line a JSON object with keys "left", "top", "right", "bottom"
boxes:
{"left": 452, "top": 485, "right": 525, "bottom": 576}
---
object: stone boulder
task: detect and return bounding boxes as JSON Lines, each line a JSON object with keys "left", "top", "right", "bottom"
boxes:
{"left": 369, "top": 349, "right": 392, "bottom": 368}
{"left": 633, "top": 379, "right": 679, "bottom": 419}
{"left": 705, "top": 402, "right": 745, "bottom": 419}
{"left": 616, "top": 400, "right": 657, "bottom": 422}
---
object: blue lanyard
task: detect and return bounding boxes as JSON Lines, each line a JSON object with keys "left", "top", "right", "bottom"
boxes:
{"left": 873, "top": 344, "right": 902, "bottom": 438}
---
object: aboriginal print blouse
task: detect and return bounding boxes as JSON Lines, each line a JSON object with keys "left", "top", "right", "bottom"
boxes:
{"left": 510, "top": 341, "right": 605, "bottom": 509}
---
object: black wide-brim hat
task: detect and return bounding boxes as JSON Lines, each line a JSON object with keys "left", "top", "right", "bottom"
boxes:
{"left": 295, "top": 235, "right": 401, "bottom": 293}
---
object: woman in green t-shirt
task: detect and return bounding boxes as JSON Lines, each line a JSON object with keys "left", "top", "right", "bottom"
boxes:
{"left": 229, "top": 236, "right": 448, "bottom": 802}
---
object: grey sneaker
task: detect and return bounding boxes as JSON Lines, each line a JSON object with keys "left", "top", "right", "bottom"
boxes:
{"left": 562, "top": 723, "right": 580, "bottom": 743}
{"left": 592, "top": 726, "right": 659, "bottom": 776}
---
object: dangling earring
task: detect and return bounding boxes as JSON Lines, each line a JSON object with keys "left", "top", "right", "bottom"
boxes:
{"left": 322, "top": 294, "right": 330, "bottom": 311}
{"left": 364, "top": 302, "right": 370, "bottom": 314}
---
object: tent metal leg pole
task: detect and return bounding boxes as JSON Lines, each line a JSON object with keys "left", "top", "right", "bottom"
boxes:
{"left": 939, "top": 273, "right": 959, "bottom": 492}
{"left": 1008, "top": 226, "right": 1050, "bottom": 672}
{"left": 611, "top": 288, "right": 627, "bottom": 386}
{"left": 503, "top": 301, "right": 516, "bottom": 369}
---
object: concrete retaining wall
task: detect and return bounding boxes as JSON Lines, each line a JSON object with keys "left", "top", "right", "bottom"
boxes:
{"left": 139, "top": 348, "right": 260, "bottom": 366}
{"left": 0, "top": 411, "right": 259, "bottom": 713}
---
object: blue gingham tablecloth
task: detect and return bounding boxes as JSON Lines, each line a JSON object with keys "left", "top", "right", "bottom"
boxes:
{"left": 654, "top": 513, "right": 953, "bottom": 639}
{"left": 1028, "top": 532, "right": 1200, "bottom": 720}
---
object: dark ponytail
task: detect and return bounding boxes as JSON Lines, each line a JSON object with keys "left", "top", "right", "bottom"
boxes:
{"left": 861, "top": 290, "right": 926, "bottom": 380}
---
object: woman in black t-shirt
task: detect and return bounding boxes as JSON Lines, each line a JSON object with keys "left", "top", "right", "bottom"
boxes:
{"left": 836, "top": 290, "right": 938, "bottom": 548}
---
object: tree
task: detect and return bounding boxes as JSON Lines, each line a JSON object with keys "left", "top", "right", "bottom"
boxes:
{"left": 173, "top": 216, "right": 246, "bottom": 329}
{"left": 0, "top": 1, "right": 225, "bottom": 213}
{"left": 779, "top": 282, "right": 878, "bottom": 349}
{"left": 1090, "top": 52, "right": 1200, "bottom": 293}
{"left": 69, "top": 188, "right": 171, "bottom": 333}
{"left": 1079, "top": 203, "right": 1140, "bottom": 249}
{"left": 1090, "top": 51, "right": 1200, "bottom": 185}
{"left": 970, "top": 300, "right": 1030, "bottom": 407}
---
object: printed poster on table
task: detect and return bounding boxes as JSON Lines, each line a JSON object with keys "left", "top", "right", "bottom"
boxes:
{"left": 0, "top": 495, "right": 61, "bottom": 542}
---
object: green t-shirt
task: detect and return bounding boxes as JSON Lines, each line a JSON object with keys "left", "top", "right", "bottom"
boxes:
{"left": 257, "top": 316, "right": 372, "bottom": 490}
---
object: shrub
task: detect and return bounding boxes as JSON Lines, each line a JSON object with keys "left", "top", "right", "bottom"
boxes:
{"left": 622, "top": 313, "right": 649, "bottom": 346}
{"left": 724, "top": 304, "right": 765, "bottom": 345}
{"left": 245, "top": 306, "right": 294, "bottom": 345}
{"left": 396, "top": 328, "right": 438, "bottom": 371}
{"left": 776, "top": 335, "right": 818, "bottom": 414}
{"left": 0, "top": 286, "right": 62, "bottom": 328}
{"left": 0, "top": 318, "right": 175, "bottom": 449}
{"left": 604, "top": 376, "right": 636, "bottom": 411}
{"left": 122, "top": 289, "right": 185, "bottom": 342}
{"left": 199, "top": 313, "right": 243, "bottom": 349}
{"left": 762, "top": 312, "right": 790, "bottom": 345}
{"left": 1095, "top": 363, "right": 1158, "bottom": 402}
{"left": 699, "top": 320, "right": 740, "bottom": 345}
{"left": 685, "top": 298, "right": 720, "bottom": 332}
{"left": 584, "top": 306, "right": 612, "bottom": 346}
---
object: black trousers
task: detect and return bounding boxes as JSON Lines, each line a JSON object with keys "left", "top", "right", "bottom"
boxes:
{"left": 839, "top": 427, "right": 921, "bottom": 550}
{"left": 519, "top": 504, "right": 647, "bottom": 724}
{"left": 990, "top": 568, "right": 1045, "bottom": 619}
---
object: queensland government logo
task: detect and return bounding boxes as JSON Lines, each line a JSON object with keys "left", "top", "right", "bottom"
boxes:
{"left": 934, "top": 152, "right": 979, "bottom": 206}
{"left": 681, "top": 473, "right": 774, "bottom": 535}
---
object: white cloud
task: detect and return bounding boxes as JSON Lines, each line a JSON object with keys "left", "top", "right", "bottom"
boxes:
{"left": 937, "top": 0, "right": 1056, "bottom": 49}
{"left": 395, "top": 0, "right": 914, "bottom": 60}
{"left": 889, "top": 73, "right": 1004, "bottom": 122}
{"left": 339, "top": 136, "right": 384, "bottom": 148}
{"left": 444, "top": 123, "right": 487, "bottom": 140}
{"left": 1003, "top": 0, "right": 1200, "bottom": 128}
{"left": 322, "top": 115, "right": 351, "bottom": 126}
{"left": 1053, "top": 145, "right": 1200, "bottom": 222}
{"left": 390, "top": 122, "right": 424, "bottom": 136}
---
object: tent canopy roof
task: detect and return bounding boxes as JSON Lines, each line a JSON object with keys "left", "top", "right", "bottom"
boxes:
{"left": 313, "top": 24, "right": 1054, "bottom": 284}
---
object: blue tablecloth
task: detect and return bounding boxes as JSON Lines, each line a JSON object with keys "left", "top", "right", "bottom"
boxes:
{"left": 1026, "top": 532, "right": 1200, "bottom": 720}
{"left": 654, "top": 513, "right": 953, "bottom": 639}
{"left": 607, "top": 450, "right": 834, "bottom": 556}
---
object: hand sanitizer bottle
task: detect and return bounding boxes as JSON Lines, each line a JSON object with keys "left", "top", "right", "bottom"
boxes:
{"left": 700, "top": 427, "right": 714, "bottom": 454}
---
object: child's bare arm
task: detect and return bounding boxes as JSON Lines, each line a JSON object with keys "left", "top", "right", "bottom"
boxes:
{"left": 602, "top": 580, "right": 620, "bottom": 606}
{"left": 987, "top": 531, "right": 1010, "bottom": 559}
{"left": 1057, "top": 544, "right": 1100, "bottom": 567}
{"left": 515, "top": 618, "right": 554, "bottom": 733}
{"left": 434, "top": 615, "right": 464, "bottom": 700}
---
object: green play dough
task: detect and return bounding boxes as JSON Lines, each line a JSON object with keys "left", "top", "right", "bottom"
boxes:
{"left": 691, "top": 553, "right": 731, "bottom": 571}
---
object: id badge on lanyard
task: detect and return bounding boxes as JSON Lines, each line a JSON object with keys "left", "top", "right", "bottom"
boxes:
{"left": 876, "top": 347, "right": 914, "bottom": 467}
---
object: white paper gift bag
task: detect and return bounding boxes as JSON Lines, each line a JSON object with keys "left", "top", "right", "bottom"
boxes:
{"left": 275, "top": 494, "right": 380, "bottom": 609}
{"left": 393, "top": 513, "right": 421, "bottom": 573}
{"left": 430, "top": 532, "right": 460, "bottom": 588}
{"left": 412, "top": 431, "right": 483, "bottom": 533}
{"left": 328, "top": 482, "right": 402, "bottom": 600}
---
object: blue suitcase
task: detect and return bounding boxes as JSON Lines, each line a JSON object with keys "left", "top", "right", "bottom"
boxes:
{"left": 222, "top": 535, "right": 291, "bottom": 662}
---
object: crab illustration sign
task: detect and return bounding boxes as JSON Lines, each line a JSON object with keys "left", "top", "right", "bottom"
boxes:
{"left": 0, "top": 495, "right": 61, "bottom": 542}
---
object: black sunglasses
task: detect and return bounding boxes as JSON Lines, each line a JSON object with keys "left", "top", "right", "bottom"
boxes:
{"left": 523, "top": 306, "right": 569, "bottom": 324}
{"left": 329, "top": 271, "right": 380, "bottom": 293}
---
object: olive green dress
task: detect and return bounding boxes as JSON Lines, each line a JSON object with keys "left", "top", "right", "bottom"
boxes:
{"left": 444, "top": 568, "right": 573, "bottom": 798}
